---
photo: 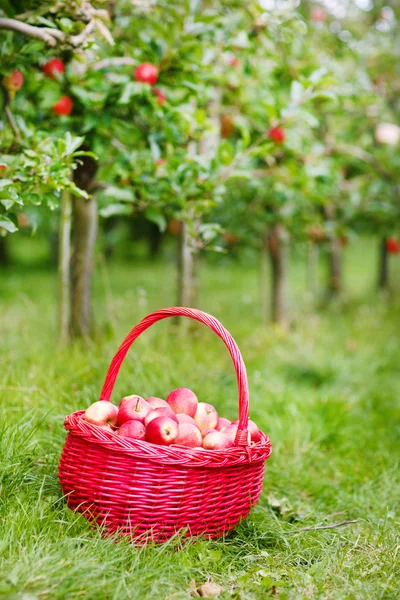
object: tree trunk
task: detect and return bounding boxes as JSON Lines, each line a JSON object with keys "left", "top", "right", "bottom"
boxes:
{"left": 177, "top": 215, "right": 198, "bottom": 307}
{"left": 70, "top": 154, "right": 98, "bottom": 339}
{"left": 378, "top": 237, "right": 389, "bottom": 290}
{"left": 266, "top": 224, "right": 290, "bottom": 327}
{"left": 148, "top": 221, "right": 163, "bottom": 259}
{"left": 326, "top": 237, "right": 342, "bottom": 297}
{"left": 58, "top": 189, "right": 72, "bottom": 343}
{"left": 0, "top": 236, "right": 9, "bottom": 267}
{"left": 306, "top": 242, "right": 319, "bottom": 300}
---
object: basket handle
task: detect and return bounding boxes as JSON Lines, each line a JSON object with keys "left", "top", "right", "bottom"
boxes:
{"left": 99, "top": 307, "right": 249, "bottom": 446}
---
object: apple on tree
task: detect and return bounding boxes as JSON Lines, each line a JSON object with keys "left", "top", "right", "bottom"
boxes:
{"left": 268, "top": 126, "right": 285, "bottom": 144}
{"left": 43, "top": 58, "right": 65, "bottom": 78}
{"left": 386, "top": 237, "right": 400, "bottom": 254}
{"left": 134, "top": 63, "right": 159, "bottom": 85}
{"left": 53, "top": 96, "right": 73, "bottom": 116}
{"left": 3, "top": 70, "right": 24, "bottom": 92}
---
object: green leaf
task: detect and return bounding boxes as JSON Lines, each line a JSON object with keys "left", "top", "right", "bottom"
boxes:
{"left": 103, "top": 186, "right": 135, "bottom": 202}
{"left": 0, "top": 216, "right": 18, "bottom": 233}
{"left": 144, "top": 207, "right": 166, "bottom": 232}
{"left": 100, "top": 203, "right": 132, "bottom": 218}
{"left": 64, "top": 133, "right": 85, "bottom": 156}
{"left": 69, "top": 185, "right": 89, "bottom": 199}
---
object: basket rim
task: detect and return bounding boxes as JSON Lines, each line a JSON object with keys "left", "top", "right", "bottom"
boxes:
{"left": 64, "top": 411, "right": 272, "bottom": 468}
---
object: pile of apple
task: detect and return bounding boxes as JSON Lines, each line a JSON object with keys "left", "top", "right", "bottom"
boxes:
{"left": 83, "top": 388, "right": 262, "bottom": 450}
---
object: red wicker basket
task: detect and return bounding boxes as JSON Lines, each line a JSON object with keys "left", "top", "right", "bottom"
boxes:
{"left": 58, "top": 307, "right": 272, "bottom": 543}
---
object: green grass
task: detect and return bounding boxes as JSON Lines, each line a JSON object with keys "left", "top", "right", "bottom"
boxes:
{"left": 1, "top": 238, "right": 399, "bottom": 599}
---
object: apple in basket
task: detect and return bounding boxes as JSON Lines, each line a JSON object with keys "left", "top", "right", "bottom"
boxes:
{"left": 84, "top": 400, "right": 118, "bottom": 427}
{"left": 195, "top": 402, "right": 218, "bottom": 432}
{"left": 146, "top": 416, "right": 179, "bottom": 445}
{"left": 174, "top": 423, "right": 202, "bottom": 448}
{"left": 166, "top": 388, "right": 198, "bottom": 417}
{"left": 216, "top": 417, "right": 231, "bottom": 431}
{"left": 118, "top": 395, "right": 151, "bottom": 425}
{"left": 176, "top": 413, "right": 197, "bottom": 426}
{"left": 144, "top": 406, "right": 178, "bottom": 426}
{"left": 146, "top": 397, "right": 169, "bottom": 409}
{"left": 118, "top": 420, "right": 146, "bottom": 441}
{"left": 232, "top": 419, "right": 262, "bottom": 442}
{"left": 203, "top": 431, "right": 234, "bottom": 450}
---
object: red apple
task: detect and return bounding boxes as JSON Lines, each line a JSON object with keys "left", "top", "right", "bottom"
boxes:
{"left": 194, "top": 402, "right": 218, "bottom": 432}
{"left": 202, "top": 431, "right": 234, "bottom": 450}
{"left": 43, "top": 58, "right": 65, "bottom": 78}
{"left": 133, "top": 63, "right": 159, "bottom": 85}
{"left": 166, "top": 388, "right": 198, "bottom": 417}
{"left": 216, "top": 417, "right": 231, "bottom": 431}
{"left": 386, "top": 237, "right": 400, "bottom": 254}
{"left": 311, "top": 7, "right": 326, "bottom": 23}
{"left": 152, "top": 87, "right": 166, "bottom": 105}
{"left": 202, "top": 427, "right": 217, "bottom": 437}
{"left": 146, "top": 416, "right": 178, "bottom": 446}
{"left": 176, "top": 414, "right": 198, "bottom": 426}
{"left": 229, "top": 56, "right": 240, "bottom": 67}
{"left": 146, "top": 397, "right": 169, "bottom": 409}
{"left": 232, "top": 419, "right": 262, "bottom": 442}
{"left": 53, "top": 96, "right": 73, "bottom": 116}
{"left": 144, "top": 406, "right": 178, "bottom": 427}
{"left": 173, "top": 423, "right": 202, "bottom": 448}
{"left": 0, "top": 164, "right": 6, "bottom": 171}
{"left": 118, "top": 420, "right": 146, "bottom": 441}
{"left": 118, "top": 395, "right": 151, "bottom": 425}
{"left": 98, "top": 424, "right": 114, "bottom": 432}
{"left": 268, "top": 126, "right": 285, "bottom": 144}
{"left": 3, "top": 70, "right": 24, "bottom": 92}
{"left": 84, "top": 400, "right": 118, "bottom": 427}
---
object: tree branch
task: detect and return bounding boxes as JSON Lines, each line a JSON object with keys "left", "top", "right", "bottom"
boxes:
{"left": 0, "top": 18, "right": 59, "bottom": 47}
{"left": 93, "top": 57, "right": 136, "bottom": 71}
{"left": 70, "top": 20, "right": 96, "bottom": 47}
{"left": 2, "top": 84, "right": 22, "bottom": 142}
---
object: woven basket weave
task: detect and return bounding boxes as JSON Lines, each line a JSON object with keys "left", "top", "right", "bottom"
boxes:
{"left": 58, "top": 307, "right": 272, "bottom": 543}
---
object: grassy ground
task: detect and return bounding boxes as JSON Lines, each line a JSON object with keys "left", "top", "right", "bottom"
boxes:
{"left": 1, "top": 238, "right": 399, "bottom": 599}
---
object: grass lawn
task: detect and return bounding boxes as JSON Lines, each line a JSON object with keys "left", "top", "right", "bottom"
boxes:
{"left": 1, "top": 238, "right": 399, "bottom": 599}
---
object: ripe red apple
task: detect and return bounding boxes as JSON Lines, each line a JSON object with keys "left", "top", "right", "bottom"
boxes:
{"left": 43, "top": 58, "right": 65, "bottom": 78}
{"left": 174, "top": 423, "right": 202, "bottom": 448}
{"left": 216, "top": 417, "right": 231, "bottom": 431}
{"left": 176, "top": 414, "right": 198, "bottom": 426}
{"left": 152, "top": 87, "right": 166, "bottom": 105}
{"left": 144, "top": 406, "right": 178, "bottom": 427}
{"left": 52, "top": 96, "right": 73, "bottom": 116}
{"left": 0, "top": 164, "right": 6, "bottom": 171}
{"left": 268, "top": 126, "right": 285, "bottom": 144}
{"left": 118, "top": 395, "right": 151, "bottom": 425}
{"left": 311, "top": 7, "right": 326, "bottom": 23}
{"left": 232, "top": 419, "right": 262, "bottom": 442}
{"left": 133, "top": 63, "right": 159, "bottom": 85}
{"left": 146, "top": 397, "right": 169, "bottom": 409}
{"left": 202, "top": 427, "right": 217, "bottom": 437}
{"left": 386, "top": 237, "right": 400, "bottom": 254}
{"left": 229, "top": 56, "right": 240, "bottom": 67}
{"left": 166, "top": 388, "right": 198, "bottom": 417}
{"left": 146, "top": 416, "right": 178, "bottom": 446}
{"left": 98, "top": 424, "right": 114, "bottom": 432}
{"left": 202, "top": 431, "right": 234, "bottom": 450}
{"left": 118, "top": 420, "right": 146, "bottom": 441}
{"left": 84, "top": 400, "right": 118, "bottom": 427}
{"left": 3, "top": 70, "right": 24, "bottom": 92}
{"left": 194, "top": 402, "right": 218, "bottom": 432}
